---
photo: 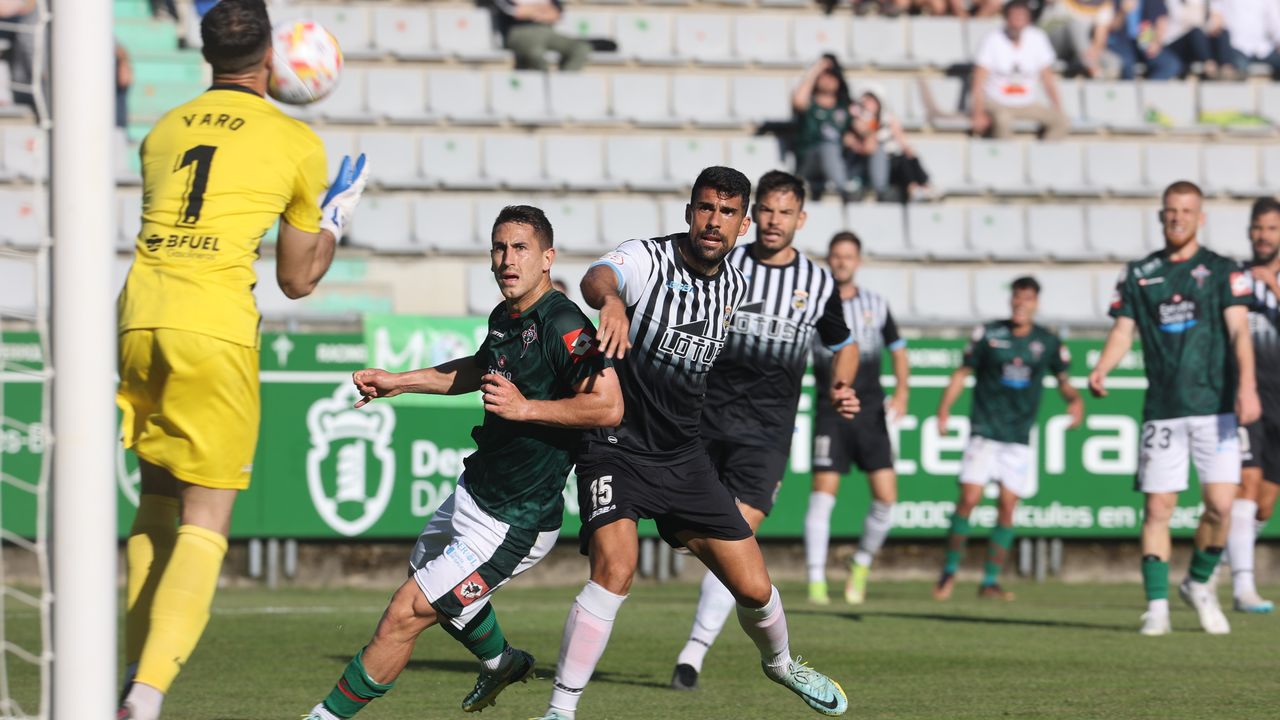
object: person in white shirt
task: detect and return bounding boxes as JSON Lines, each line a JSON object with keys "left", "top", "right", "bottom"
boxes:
{"left": 1220, "top": 0, "right": 1280, "bottom": 77}
{"left": 1038, "top": 0, "right": 1119, "bottom": 78}
{"left": 970, "top": 0, "right": 1069, "bottom": 140}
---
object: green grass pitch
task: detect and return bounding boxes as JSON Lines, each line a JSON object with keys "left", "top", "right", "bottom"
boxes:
{"left": 131, "top": 579, "right": 1280, "bottom": 720}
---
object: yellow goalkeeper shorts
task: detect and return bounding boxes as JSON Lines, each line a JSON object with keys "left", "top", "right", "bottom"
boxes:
{"left": 117, "top": 328, "right": 260, "bottom": 490}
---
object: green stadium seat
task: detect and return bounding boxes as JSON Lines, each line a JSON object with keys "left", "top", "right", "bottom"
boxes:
{"left": 116, "top": 19, "right": 180, "bottom": 55}
{"left": 113, "top": 0, "right": 152, "bottom": 20}
{"left": 127, "top": 80, "right": 205, "bottom": 120}
{"left": 131, "top": 54, "right": 206, "bottom": 86}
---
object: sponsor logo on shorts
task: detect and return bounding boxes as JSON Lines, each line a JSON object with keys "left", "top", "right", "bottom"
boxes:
{"left": 452, "top": 571, "right": 490, "bottom": 606}
{"left": 588, "top": 504, "right": 617, "bottom": 521}
{"left": 443, "top": 539, "right": 481, "bottom": 571}
{"left": 306, "top": 384, "right": 397, "bottom": 537}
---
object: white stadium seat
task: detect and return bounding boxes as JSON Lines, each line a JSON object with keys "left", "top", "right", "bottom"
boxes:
{"left": 468, "top": 264, "right": 502, "bottom": 315}
{"left": 1139, "top": 82, "right": 1202, "bottom": 130}
{"left": 660, "top": 198, "right": 690, "bottom": 237}
{"left": 1086, "top": 206, "right": 1151, "bottom": 261}
{"left": 846, "top": 204, "right": 911, "bottom": 259}
{"left": 612, "top": 73, "right": 678, "bottom": 126}
{"left": 1260, "top": 84, "right": 1280, "bottom": 123}
{"left": 1093, "top": 268, "right": 1123, "bottom": 318}
{"left": 607, "top": 136, "right": 678, "bottom": 191}
{"left": 549, "top": 73, "right": 611, "bottom": 124}
{"left": 373, "top": 5, "right": 443, "bottom": 60}
{"left": 414, "top": 197, "right": 478, "bottom": 253}
{"left": 1202, "top": 145, "right": 1265, "bottom": 197}
{"left": 1036, "top": 269, "right": 1102, "bottom": 323}
{"left": 1084, "top": 142, "right": 1144, "bottom": 195}
{"left": 967, "top": 140, "right": 1029, "bottom": 195}
{"left": 294, "top": 5, "right": 374, "bottom": 58}
{"left": 911, "top": 137, "right": 978, "bottom": 195}
{"left": 911, "top": 268, "right": 973, "bottom": 322}
{"left": 490, "top": 71, "right": 556, "bottom": 125}
{"left": 118, "top": 190, "right": 141, "bottom": 252}
{"left": 554, "top": 10, "right": 615, "bottom": 44}
{"left": 1026, "top": 204, "right": 1099, "bottom": 261}
{"left": 1198, "top": 82, "right": 1257, "bottom": 117}
{"left": 314, "top": 130, "right": 355, "bottom": 179}
{"left": 367, "top": 68, "right": 432, "bottom": 123}
{"left": 614, "top": 11, "right": 676, "bottom": 62}
{"left": 733, "top": 15, "right": 794, "bottom": 65}
{"left": 672, "top": 75, "right": 736, "bottom": 127}
{"left": 965, "top": 18, "right": 1002, "bottom": 59}
{"left": 0, "top": 255, "right": 36, "bottom": 317}
{"left": 421, "top": 133, "right": 485, "bottom": 189}
{"left": 428, "top": 70, "right": 491, "bottom": 125}
{"left": 732, "top": 76, "right": 791, "bottom": 123}
{"left": 727, "top": 137, "right": 787, "bottom": 186}
{"left": 433, "top": 7, "right": 506, "bottom": 62}
{"left": 675, "top": 14, "right": 734, "bottom": 63}
{"left": 1202, "top": 203, "right": 1251, "bottom": 257}
{"left": 1081, "top": 81, "right": 1148, "bottom": 133}
{"left": 856, "top": 267, "right": 911, "bottom": 322}
{"left": 4, "top": 125, "right": 46, "bottom": 180}
{"left": 349, "top": 195, "right": 416, "bottom": 253}
{"left": 543, "top": 198, "right": 604, "bottom": 255}
{"left": 666, "top": 136, "right": 726, "bottom": 186}
{"left": 851, "top": 18, "right": 912, "bottom": 68}
{"left": 482, "top": 136, "right": 552, "bottom": 190}
{"left": 356, "top": 132, "right": 424, "bottom": 188}
{"left": 972, "top": 268, "right": 1019, "bottom": 319}
{"left": 1142, "top": 142, "right": 1201, "bottom": 192}
{"left": 791, "top": 16, "right": 847, "bottom": 62}
{"left": 1027, "top": 142, "right": 1093, "bottom": 196}
{"left": 907, "top": 204, "right": 969, "bottom": 260}
{"left": 0, "top": 188, "right": 39, "bottom": 249}
{"left": 794, "top": 201, "right": 844, "bottom": 257}
{"left": 544, "top": 135, "right": 617, "bottom": 191}
{"left": 314, "top": 67, "right": 370, "bottom": 123}
{"left": 969, "top": 205, "right": 1034, "bottom": 261}
{"left": 909, "top": 17, "right": 966, "bottom": 68}
{"left": 600, "top": 198, "right": 662, "bottom": 243}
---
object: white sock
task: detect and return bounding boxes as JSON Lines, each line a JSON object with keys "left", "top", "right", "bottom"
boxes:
{"left": 123, "top": 683, "right": 164, "bottom": 720}
{"left": 856, "top": 500, "right": 894, "bottom": 567}
{"left": 805, "top": 492, "right": 836, "bottom": 583}
{"left": 308, "top": 704, "right": 340, "bottom": 720}
{"left": 480, "top": 644, "right": 514, "bottom": 673}
{"left": 548, "top": 581, "right": 627, "bottom": 719}
{"left": 676, "top": 571, "right": 736, "bottom": 672}
{"left": 736, "top": 586, "right": 791, "bottom": 682}
{"left": 1229, "top": 499, "right": 1260, "bottom": 598}
{"left": 1147, "top": 598, "right": 1169, "bottom": 617}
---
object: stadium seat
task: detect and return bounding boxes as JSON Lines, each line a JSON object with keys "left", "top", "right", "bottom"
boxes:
{"left": 1055, "top": 79, "right": 1100, "bottom": 133}
{"left": 1142, "top": 142, "right": 1201, "bottom": 192}
{"left": 357, "top": 132, "right": 428, "bottom": 189}
{"left": 1140, "top": 82, "right": 1207, "bottom": 132}
{"left": 1086, "top": 206, "right": 1151, "bottom": 260}
{"left": 1260, "top": 84, "right": 1280, "bottom": 124}
{"left": 1081, "top": 81, "right": 1150, "bottom": 133}
{"left": 851, "top": 18, "right": 913, "bottom": 69}
{"left": 600, "top": 198, "right": 662, "bottom": 243}
{"left": 314, "top": 130, "right": 355, "bottom": 178}
{"left": 1202, "top": 145, "right": 1266, "bottom": 197}
{"left": 1198, "top": 82, "right": 1257, "bottom": 119}
{"left": 1025, "top": 204, "right": 1100, "bottom": 261}
{"left": 910, "top": 267, "right": 974, "bottom": 322}
{"left": 794, "top": 201, "right": 844, "bottom": 257}
{"left": 548, "top": 73, "right": 611, "bottom": 124}
{"left": 912, "top": 77, "right": 968, "bottom": 131}
{"left": 483, "top": 136, "right": 553, "bottom": 190}
{"left": 367, "top": 68, "right": 432, "bottom": 123}
{"left": 372, "top": 5, "right": 443, "bottom": 60}
{"left": 970, "top": 205, "right": 1034, "bottom": 261}
{"left": 1026, "top": 142, "right": 1093, "bottom": 196}
{"left": 433, "top": 7, "right": 507, "bottom": 62}
{"left": 909, "top": 17, "right": 966, "bottom": 68}
{"left": 965, "top": 18, "right": 1002, "bottom": 60}
{"left": 972, "top": 268, "right": 1020, "bottom": 319}
{"left": 967, "top": 140, "right": 1031, "bottom": 196}
{"left": 612, "top": 73, "right": 679, "bottom": 127}
{"left": 666, "top": 136, "right": 727, "bottom": 186}
{"left": 1083, "top": 142, "right": 1144, "bottom": 195}
{"left": 846, "top": 204, "right": 911, "bottom": 259}
{"left": 118, "top": 190, "right": 141, "bottom": 252}
{"left": 543, "top": 198, "right": 604, "bottom": 254}
{"left": 672, "top": 75, "right": 737, "bottom": 127}
{"left": 544, "top": 135, "right": 618, "bottom": 191}
{"left": 349, "top": 195, "right": 416, "bottom": 253}
{"left": 791, "top": 16, "right": 848, "bottom": 63}
{"left": 0, "top": 256, "right": 36, "bottom": 317}
{"left": 421, "top": 133, "right": 486, "bottom": 190}
{"left": 1035, "top": 269, "right": 1102, "bottom": 323}
{"left": 314, "top": 67, "right": 371, "bottom": 123}
{"left": 614, "top": 11, "right": 677, "bottom": 63}
{"left": 3, "top": 126, "right": 45, "bottom": 180}
{"left": 910, "top": 137, "right": 979, "bottom": 195}
{"left": 1262, "top": 145, "right": 1280, "bottom": 188}
{"left": 0, "top": 188, "right": 39, "bottom": 249}
{"left": 906, "top": 205, "right": 969, "bottom": 260}
{"left": 727, "top": 137, "right": 787, "bottom": 187}
{"left": 856, "top": 267, "right": 911, "bottom": 322}
{"left": 733, "top": 15, "right": 796, "bottom": 66}
{"left": 468, "top": 263, "right": 501, "bottom": 315}
{"left": 414, "top": 197, "right": 478, "bottom": 253}
{"left": 113, "top": 128, "right": 140, "bottom": 185}
{"left": 490, "top": 71, "right": 556, "bottom": 125}
{"left": 606, "top": 136, "right": 679, "bottom": 192}
{"left": 660, "top": 198, "right": 690, "bottom": 236}
{"left": 428, "top": 70, "right": 492, "bottom": 125}
{"left": 1092, "top": 267, "right": 1122, "bottom": 318}
{"left": 675, "top": 14, "right": 735, "bottom": 64}
{"left": 293, "top": 5, "right": 375, "bottom": 59}
{"left": 555, "top": 9, "right": 615, "bottom": 51}
{"left": 1202, "top": 203, "right": 1251, "bottom": 257}
{"left": 731, "top": 76, "right": 792, "bottom": 124}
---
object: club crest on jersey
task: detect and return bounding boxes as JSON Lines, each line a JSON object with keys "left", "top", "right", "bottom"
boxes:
{"left": 1029, "top": 340, "right": 1044, "bottom": 361}
{"left": 520, "top": 324, "right": 538, "bottom": 358}
{"left": 497, "top": 355, "right": 507, "bottom": 368}
{"left": 723, "top": 305, "right": 734, "bottom": 329}
{"left": 791, "top": 289, "right": 809, "bottom": 311}
{"left": 1191, "top": 264, "right": 1212, "bottom": 288}
{"left": 452, "top": 571, "right": 490, "bottom": 606}
{"left": 306, "top": 384, "right": 397, "bottom": 537}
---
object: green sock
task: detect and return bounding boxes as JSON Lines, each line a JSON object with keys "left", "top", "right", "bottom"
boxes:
{"left": 943, "top": 514, "right": 971, "bottom": 575}
{"left": 323, "top": 649, "right": 394, "bottom": 719}
{"left": 440, "top": 603, "right": 508, "bottom": 662}
{"left": 982, "top": 525, "right": 1015, "bottom": 586}
{"left": 1188, "top": 546, "right": 1224, "bottom": 584}
{"left": 1142, "top": 555, "right": 1170, "bottom": 602}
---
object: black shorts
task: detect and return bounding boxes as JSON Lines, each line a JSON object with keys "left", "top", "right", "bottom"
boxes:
{"left": 1242, "top": 415, "right": 1280, "bottom": 483}
{"left": 704, "top": 437, "right": 789, "bottom": 515}
{"left": 812, "top": 404, "right": 894, "bottom": 475}
{"left": 575, "top": 447, "right": 753, "bottom": 555}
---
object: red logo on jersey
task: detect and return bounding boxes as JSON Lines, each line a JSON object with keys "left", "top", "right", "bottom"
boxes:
{"left": 452, "top": 572, "right": 490, "bottom": 606}
{"left": 562, "top": 329, "right": 599, "bottom": 363}
{"left": 1230, "top": 271, "right": 1252, "bottom": 297}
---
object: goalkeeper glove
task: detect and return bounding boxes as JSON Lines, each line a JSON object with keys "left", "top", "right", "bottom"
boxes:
{"left": 320, "top": 153, "right": 368, "bottom": 239}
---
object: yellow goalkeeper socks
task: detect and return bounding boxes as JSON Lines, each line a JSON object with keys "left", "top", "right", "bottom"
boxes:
{"left": 135, "top": 524, "right": 228, "bottom": 694}
{"left": 125, "top": 495, "right": 180, "bottom": 665}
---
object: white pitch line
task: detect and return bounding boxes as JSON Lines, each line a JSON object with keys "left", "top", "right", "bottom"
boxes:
{"left": 213, "top": 605, "right": 385, "bottom": 616}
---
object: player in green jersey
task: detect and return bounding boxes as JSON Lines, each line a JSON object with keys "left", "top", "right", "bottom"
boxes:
{"left": 1090, "top": 181, "right": 1261, "bottom": 636}
{"left": 302, "top": 206, "right": 623, "bottom": 719}
{"left": 933, "top": 276, "right": 1084, "bottom": 601}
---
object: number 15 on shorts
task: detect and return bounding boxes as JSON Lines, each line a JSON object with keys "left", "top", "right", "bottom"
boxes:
{"left": 588, "top": 475, "right": 615, "bottom": 520}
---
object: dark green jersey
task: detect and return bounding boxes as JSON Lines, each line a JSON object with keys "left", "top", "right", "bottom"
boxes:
{"left": 1110, "top": 247, "right": 1252, "bottom": 421}
{"left": 463, "top": 290, "right": 608, "bottom": 531}
{"left": 964, "top": 321, "right": 1070, "bottom": 444}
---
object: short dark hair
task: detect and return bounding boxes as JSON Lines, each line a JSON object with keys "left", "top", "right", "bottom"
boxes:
{"left": 1011, "top": 276, "right": 1040, "bottom": 295}
{"left": 755, "top": 170, "right": 806, "bottom": 209}
{"left": 492, "top": 205, "right": 554, "bottom": 249}
{"left": 1003, "top": 0, "right": 1032, "bottom": 16}
{"left": 691, "top": 166, "right": 752, "bottom": 214}
{"left": 1162, "top": 180, "right": 1203, "bottom": 203}
{"left": 829, "top": 231, "right": 861, "bottom": 253}
{"left": 1251, "top": 197, "right": 1280, "bottom": 221}
{"left": 201, "top": 0, "right": 272, "bottom": 76}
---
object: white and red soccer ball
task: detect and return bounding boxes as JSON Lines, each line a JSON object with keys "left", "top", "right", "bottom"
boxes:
{"left": 267, "top": 20, "right": 343, "bottom": 105}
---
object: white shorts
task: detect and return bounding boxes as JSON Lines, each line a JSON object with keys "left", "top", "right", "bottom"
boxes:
{"left": 409, "top": 479, "right": 559, "bottom": 629}
{"left": 1137, "top": 414, "right": 1241, "bottom": 494}
{"left": 959, "top": 436, "right": 1038, "bottom": 499}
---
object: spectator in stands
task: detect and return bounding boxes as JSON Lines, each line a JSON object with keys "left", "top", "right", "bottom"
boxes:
{"left": 847, "top": 88, "right": 932, "bottom": 202}
{"left": 116, "top": 42, "right": 132, "bottom": 129}
{"left": 1039, "top": 0, "right": 1118, "bottom": 77}
{"left": 847, "top": 91, "right": 891, "bottom": 201}
{"left": 0, "top": 0, "right": 36, "bottom": 113}
{"left": 793, "top": 55, "right": 857, "bottom": 203}
{"left": 1159, "top": 0, "right": 1231, "bottom": 79}
{"left": 1220, "top": 0, "right": 1280, "bottom": 78}
{"left": 970, "top": 0, "right": 1068, "bottom": 141}
{"left": 492, "top": 0, "right": 589, "bottom": 72}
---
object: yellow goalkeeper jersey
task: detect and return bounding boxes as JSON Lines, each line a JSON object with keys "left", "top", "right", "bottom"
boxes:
{"left": 118, "top": 84, "right": 327, "bottom": 348}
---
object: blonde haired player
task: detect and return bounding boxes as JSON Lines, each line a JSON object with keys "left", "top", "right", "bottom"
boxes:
{"left": 115, "top": 1, "right": 369, "bottom": 718}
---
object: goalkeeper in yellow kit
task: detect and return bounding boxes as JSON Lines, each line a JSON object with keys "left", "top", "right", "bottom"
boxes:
{"left": 115, "top": 2, "right": 369, "bottom": 718}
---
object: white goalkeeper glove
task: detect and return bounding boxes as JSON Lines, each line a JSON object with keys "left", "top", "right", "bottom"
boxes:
{"left": 320, "top": 153, "right": 368, "bottom": 239}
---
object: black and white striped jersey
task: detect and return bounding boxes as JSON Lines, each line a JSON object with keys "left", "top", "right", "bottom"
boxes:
{"left": 814, "top": 286, "right": 905, "bottom": 407}
{"left": 1247, "top": 265, "right": 1280, "bottom": 411}
{"left": 701, "top": 244, "right": 853, "bottom": 449}
{"left": 588, "top": 234, "right": 749, "bottom": 462}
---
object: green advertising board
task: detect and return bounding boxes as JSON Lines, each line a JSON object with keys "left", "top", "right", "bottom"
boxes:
{"left": 0, "top": 321, "right": 1265, "bottom": 541}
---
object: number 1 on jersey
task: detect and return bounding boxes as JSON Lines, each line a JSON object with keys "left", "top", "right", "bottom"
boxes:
{"left": 176, "top": 144, "right": 217, "bottom": 226}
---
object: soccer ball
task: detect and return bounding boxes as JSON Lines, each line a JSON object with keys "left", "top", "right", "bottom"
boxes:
{"left": 267, "top": 20, "right": 343, "bottom": 105}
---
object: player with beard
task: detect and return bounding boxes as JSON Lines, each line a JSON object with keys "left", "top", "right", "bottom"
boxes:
{"left": 1091, "top": 181, "right": 1260, "bottom": 635}
{"left": 532, "top": 167, "right": 850, "bottom": 720}
{"left": 669, "top": 171, "right": 859, "bottom": 691}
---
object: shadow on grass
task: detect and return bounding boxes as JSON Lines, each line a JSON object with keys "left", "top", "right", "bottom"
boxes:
{"left": 365, "top": 658, "right": 669, "bottom": 690}
{"left": 792, "top": 610, "right": 1133, "bottom": 633}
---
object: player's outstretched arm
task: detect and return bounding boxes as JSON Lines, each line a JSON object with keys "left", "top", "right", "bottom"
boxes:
{"left": 581, "top": 265, "right": 631, "bottom": 359}
{"left": 1056, "top": 372, "right": 1085, "bottom": 429}
{"left": 1226, "top": 305, "right": 1262, "bottom": 425}
{"left": 480, "top": 367, "right": 624, "bottom": 428}
{"left": 936, "top": 366, "right": 971, "bottom": 433}
{"left": 1088, "top": 316, "right": 1135, "bottom": 398}
{"left": 276, "top": 221, "right": 336, "bottom": 299}
{"left": 352, "top": 358, "right": 484, "bottom": 408}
